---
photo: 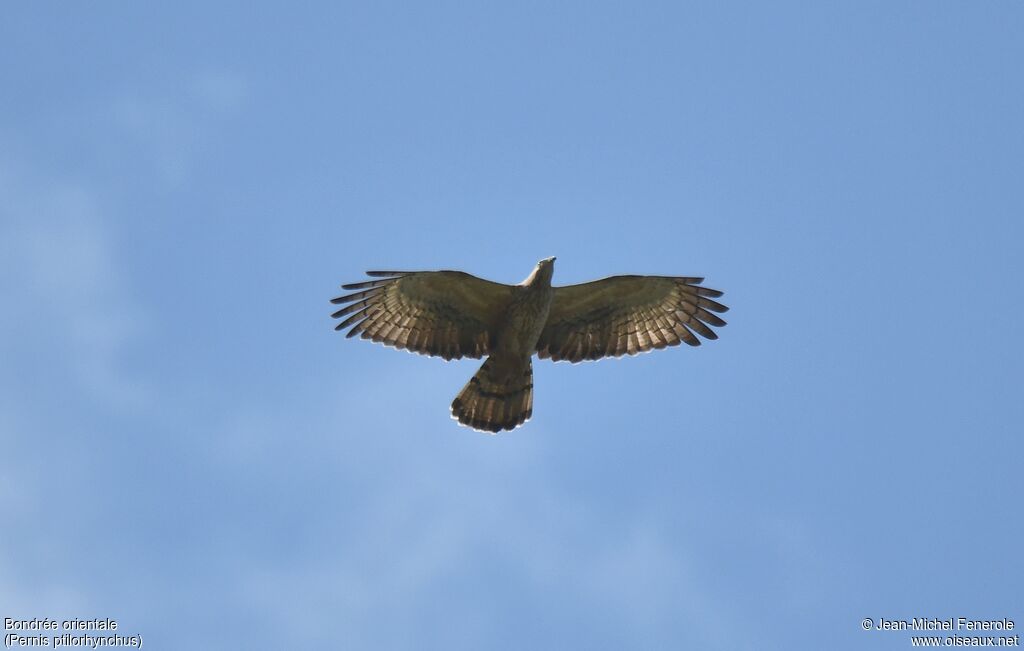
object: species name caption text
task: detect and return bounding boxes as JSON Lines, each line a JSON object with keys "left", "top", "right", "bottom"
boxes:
{"left": 4, "top": 618, "right": 141, "bottom": 649}
{"left": 862, "top": 617, "right": 1019, "bottom": 648}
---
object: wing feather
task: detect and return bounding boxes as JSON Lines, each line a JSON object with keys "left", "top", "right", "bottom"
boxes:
{"left": 330, "top": 296, "right": 380, "bottom": 319}
{"left": 339, "top": 278, "right": 396, "bottom": 291}
{"left": 536, "top": 275, "right": 727, "bottom": 363}
{"left": 331, "top": 270, "right": 514, "bottom": 359}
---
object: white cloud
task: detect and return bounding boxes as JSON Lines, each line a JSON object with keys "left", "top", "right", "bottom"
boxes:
{"left": 211, "top": 384, "right": 746, "bottom": 649}
{"left": 0, "top": 158, "right": 151, "bottom": 413}
{"left": 110, "top": 70, "right": 247, "bottom": 187}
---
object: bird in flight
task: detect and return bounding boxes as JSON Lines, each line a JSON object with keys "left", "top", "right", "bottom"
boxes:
{"left": 331, "top": 258, "right": 727, "bottom": 433}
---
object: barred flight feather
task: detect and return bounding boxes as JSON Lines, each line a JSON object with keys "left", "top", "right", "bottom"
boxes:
{"left": 536, "top": 276, "right": 727, "bottom": 363}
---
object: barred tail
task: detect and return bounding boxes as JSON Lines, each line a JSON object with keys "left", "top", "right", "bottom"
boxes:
{"left": 451, "top": 356, "right": 533, "bottom": 434}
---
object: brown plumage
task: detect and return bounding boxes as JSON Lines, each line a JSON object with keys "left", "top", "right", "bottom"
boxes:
{"left": 331, "top": 259, "right": 727, "bottom": 433}
{"left": 450, "top": 355, "right": 534, "bottom": 433}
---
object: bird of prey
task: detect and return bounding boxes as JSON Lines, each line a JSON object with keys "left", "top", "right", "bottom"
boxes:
{"left": 331, "top": 258, "right": 727, "bottom": 433}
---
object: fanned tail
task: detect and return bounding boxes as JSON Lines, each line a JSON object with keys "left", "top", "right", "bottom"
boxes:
{"left": 451, "top": 356, "right": 533, "bottom": 434}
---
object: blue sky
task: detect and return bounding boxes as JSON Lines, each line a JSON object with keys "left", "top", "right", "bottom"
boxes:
{"left": 2, "top": 2, "right": 1021, "bottom": 649}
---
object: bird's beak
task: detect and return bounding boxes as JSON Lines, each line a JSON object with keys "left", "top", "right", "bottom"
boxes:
{"left": 545, "top": 256, "right": 556, "bottom": 263}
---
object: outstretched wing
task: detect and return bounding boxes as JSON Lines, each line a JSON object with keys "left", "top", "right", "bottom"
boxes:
{"left": 536, "top": 276, "right": 728, "bottom": 363}
{"left": 331, "top": 271, "right": 514, "bottom": 360}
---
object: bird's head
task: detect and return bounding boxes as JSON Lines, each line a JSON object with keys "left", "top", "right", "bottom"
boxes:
{"left": 522, "top": 257, "right": 556, "bottom": 287}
